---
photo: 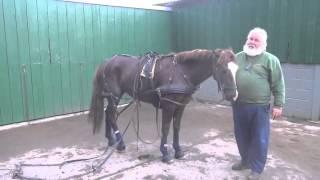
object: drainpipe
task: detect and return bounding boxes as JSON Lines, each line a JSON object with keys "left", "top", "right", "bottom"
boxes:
{"left": 311, "top": 65, "right": 320, "bottom": 121}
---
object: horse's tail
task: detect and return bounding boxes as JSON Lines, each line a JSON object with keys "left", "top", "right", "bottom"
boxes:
{"left": 88, "top": 63, "right": 105, "bottom": 134}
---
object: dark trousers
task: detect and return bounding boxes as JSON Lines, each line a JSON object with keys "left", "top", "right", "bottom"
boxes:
{"left": 232, "top": 102, "right": 270, "bottom": 173}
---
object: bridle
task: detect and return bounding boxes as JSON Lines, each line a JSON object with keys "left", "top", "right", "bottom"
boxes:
{"left": 214, "top": 76, "right": 237, "bottom": 104}
{"left": 212, "top": 51, "right": 238, "bottom": 102}
{"left": 213, "top": 65, "right": 237, "bottom": 92}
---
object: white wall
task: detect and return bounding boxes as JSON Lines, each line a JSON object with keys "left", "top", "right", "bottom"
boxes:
{"left": 193, "top": 64, "right": 320, "bottom": 121}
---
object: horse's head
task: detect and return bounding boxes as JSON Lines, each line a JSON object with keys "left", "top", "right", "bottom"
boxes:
{"left": 213, "top": 48, "right": 238, "bottom": 102}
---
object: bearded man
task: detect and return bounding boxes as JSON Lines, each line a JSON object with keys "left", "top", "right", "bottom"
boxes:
{"left": 231, "top": 27, "right": 285, "bottom": 180}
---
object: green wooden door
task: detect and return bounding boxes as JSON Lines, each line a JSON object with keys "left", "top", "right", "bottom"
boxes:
{"left": 0, "top": 0, "right": 172, "bottom": 125}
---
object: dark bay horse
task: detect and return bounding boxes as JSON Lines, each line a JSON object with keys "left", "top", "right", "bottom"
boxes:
{"left": 88, "top": 49, "right": 238, "bottom": 162}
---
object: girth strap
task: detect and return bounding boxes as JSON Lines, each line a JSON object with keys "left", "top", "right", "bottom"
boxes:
{"left": 157, "top": 84, "right": 198, "bottom": 95}
{"left": 155, "top": 84, "right": 199, "bottom": 106}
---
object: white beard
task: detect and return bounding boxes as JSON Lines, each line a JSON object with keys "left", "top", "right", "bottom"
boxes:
{"left": 243, "top": 45, "right": 264, "bottom": 56}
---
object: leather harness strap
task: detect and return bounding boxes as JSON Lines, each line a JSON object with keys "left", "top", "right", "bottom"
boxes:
{"left": 135, "top": 53, "right": 197, "bottom": 106}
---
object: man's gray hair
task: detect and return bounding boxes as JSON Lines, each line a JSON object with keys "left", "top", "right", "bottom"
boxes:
{"left": 248, "top": 27, "right": 268, "bottom": 50}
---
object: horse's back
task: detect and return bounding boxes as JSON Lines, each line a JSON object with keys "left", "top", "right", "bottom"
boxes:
{"left": 102, "top": 55, "right": 141, "bottom": 96}
{"left": 106, "top": 55, "right": 138, "bottom": 68}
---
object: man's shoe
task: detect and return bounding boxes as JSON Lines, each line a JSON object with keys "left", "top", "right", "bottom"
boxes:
{"left": 231, "top": 161, "right": 249, "bottom": 171}
{"left": 247, "top": 171, "right": 261, "bottom": 180}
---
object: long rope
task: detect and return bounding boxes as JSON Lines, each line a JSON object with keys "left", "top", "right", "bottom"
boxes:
{"left": 131, "top": 100, "right": 160, "bottom": 145}
{"left": 6, "top": 54, "right": 215, "bottom": 179}
{"left": 8, "top": 104, "right": 136, "bottom": 180}
{"left": 92, "top": 136, "right": 216, "bottom": 179}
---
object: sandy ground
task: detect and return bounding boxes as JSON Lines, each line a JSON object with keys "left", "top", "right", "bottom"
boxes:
{"left": 0, "top": 102, "right": 319, "bottom": 179}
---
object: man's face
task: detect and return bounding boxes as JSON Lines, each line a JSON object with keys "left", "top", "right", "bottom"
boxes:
{"left": 245, "top": 33, "right": 263, "bottom": 49}
{"left": 243, "top": 32, "right": 265, "bottom": 56}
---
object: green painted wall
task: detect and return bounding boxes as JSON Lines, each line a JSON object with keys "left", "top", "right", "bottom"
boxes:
{"left": 2, "top": 0, "right": 319, "bottom": 125}
{"left": 172, "top": 0, "right": 320, "bottom": 64}
{"left": 0, "top": 0, "right": 172, "bottom": 125}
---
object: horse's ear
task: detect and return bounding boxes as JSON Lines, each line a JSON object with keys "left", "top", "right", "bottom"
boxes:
{"left": 214, "top": 49, "right": 223, "bottom": 56}
{"left": 226, "top": 48, "right": 236, "bottom": 62}
{"left": 227, "top": 47, "right": 234, "bottom": 52}
{"left": 215, "top": 48, "right": 236, "bottom": 65}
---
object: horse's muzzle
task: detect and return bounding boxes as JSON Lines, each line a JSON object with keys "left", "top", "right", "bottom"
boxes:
{"left": 223, "top": 89, "right": 238, "bottom": 102}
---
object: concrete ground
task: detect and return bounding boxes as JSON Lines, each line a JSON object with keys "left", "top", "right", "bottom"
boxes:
{"left": 0, "top": 102, "right": 319, "bottom": 179}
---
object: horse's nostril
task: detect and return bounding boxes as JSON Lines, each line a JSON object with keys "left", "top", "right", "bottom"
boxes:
{"left": 224, "top": 93, "right": 235, "bottom": 102}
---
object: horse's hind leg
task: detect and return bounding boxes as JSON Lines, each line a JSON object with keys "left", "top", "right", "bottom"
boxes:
{"left": 173, "top": 107, "right": 186, "bottom": 159}
{"left": 106, "top": 96, "right": 126, "bottom": 151}
{"left": 105, "top": 108, "right": 116, "bottom": 146}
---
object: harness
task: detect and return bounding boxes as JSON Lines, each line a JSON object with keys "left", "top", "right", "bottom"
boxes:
{"left": 135, "top": 52, "right": 198, "bottom": 106}
{"left": 126, "top": 52, "right": 199, "bottom": 146}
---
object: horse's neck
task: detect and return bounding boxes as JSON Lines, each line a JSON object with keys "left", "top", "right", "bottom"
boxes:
{"left": 183, "top": 59, "right": 213, "bottom": 86}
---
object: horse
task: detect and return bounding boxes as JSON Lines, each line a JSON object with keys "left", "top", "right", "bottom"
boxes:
{"left": 88, "top": 48, "right": 238, "bottom": 163}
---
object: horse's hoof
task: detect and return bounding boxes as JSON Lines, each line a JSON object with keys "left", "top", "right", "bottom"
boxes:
{"left": 162, "top": 155, "right": 173, "bottom": 164}
{"left": 108, "top": 139, "right": 116, "bottom": 147}
{"left": 116, "top": 144, "right": 126, "bottom": 152}
{"left": 174, "top": 151, "right": 185, "bottom": 159}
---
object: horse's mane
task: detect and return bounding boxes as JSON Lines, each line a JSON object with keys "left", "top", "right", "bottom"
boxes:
{"left": 158, "top": 52, "right": 175, "bottom": 60}
{"left": 175, "top": 49, "right": 214, "bottom": 62}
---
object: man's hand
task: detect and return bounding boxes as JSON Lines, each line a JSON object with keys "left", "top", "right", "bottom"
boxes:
{"left": 272, "top": 106, "right": 283, "bottom": 119}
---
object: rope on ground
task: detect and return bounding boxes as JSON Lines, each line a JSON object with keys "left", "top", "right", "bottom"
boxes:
{"left": 93, "top": 137, "right": 218, "bottom": 179}
{"left": 19, "top": 147, "right": 110, "bottom": 168}
{"left": 3, "top": 99, "right": 219, "bottom": 179}
{"left": 7, "top": 104, "right": 135, "bottom": 180}
{"left": 95, "top": 155, "right": 159, "bottom": 180}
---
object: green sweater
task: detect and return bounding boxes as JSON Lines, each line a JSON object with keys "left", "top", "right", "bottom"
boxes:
{"left": 235, "top": 51, "right": 285, "bottom": 107}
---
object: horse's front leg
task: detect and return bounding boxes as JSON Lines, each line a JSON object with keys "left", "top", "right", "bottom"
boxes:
{"left": 173, "top": 107, "right": 185, "bottom": 159}
{"left": 160, "top": 107, "right": 174, "bottom": 163}
{"left": 107, "top": 97, "right": 126, "bottom": 151}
